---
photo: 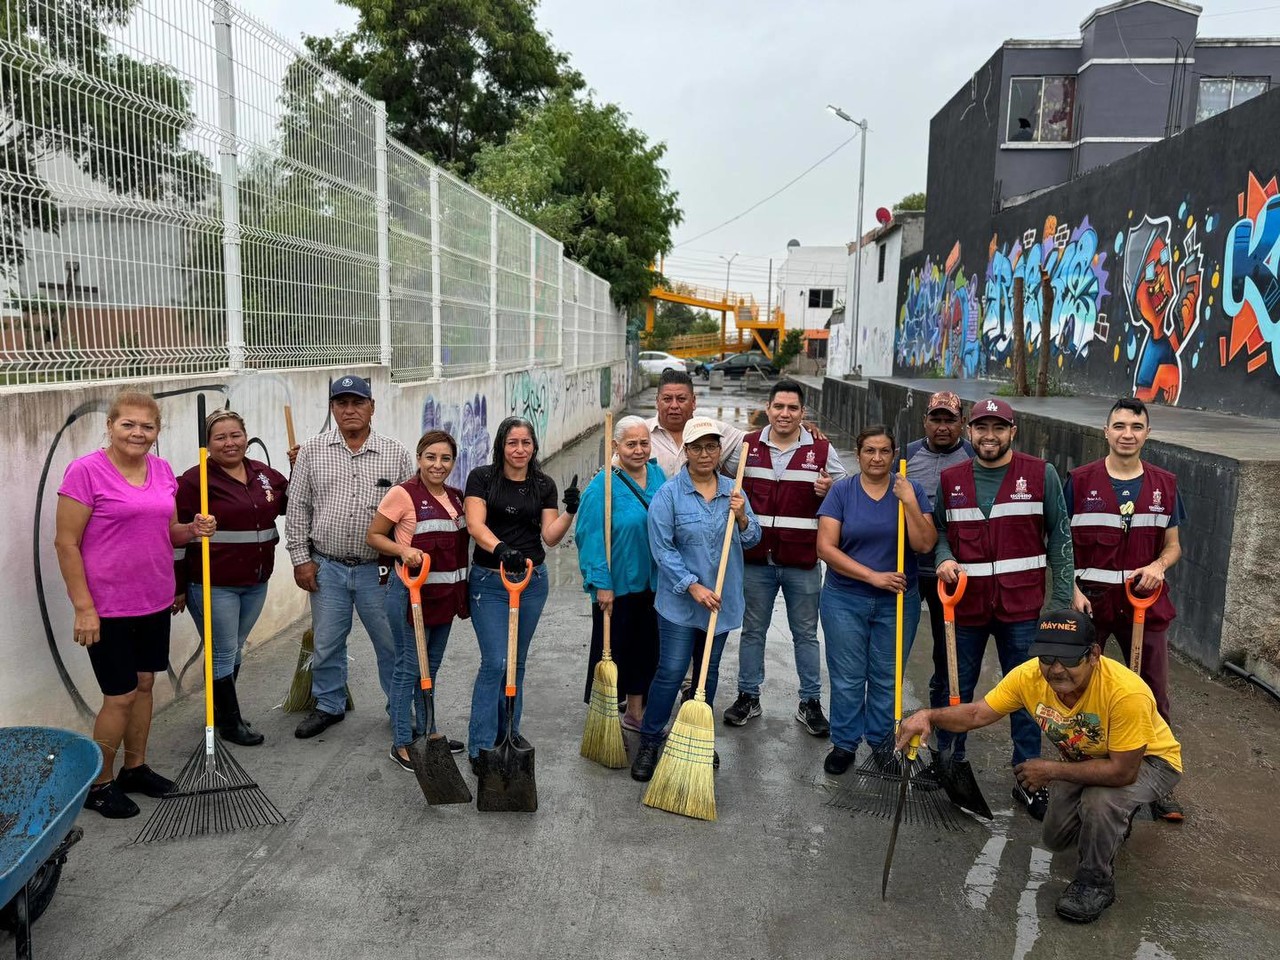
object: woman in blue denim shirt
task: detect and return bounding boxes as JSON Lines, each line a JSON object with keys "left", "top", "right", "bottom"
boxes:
{"left": 630, "top": 418, "right": 761, "bottom": 782}
{"left": 463, "top": 418, "right": 578, "bottom": 770}
{"left": 815, "top": 426, "right": 936, "bottom": 775}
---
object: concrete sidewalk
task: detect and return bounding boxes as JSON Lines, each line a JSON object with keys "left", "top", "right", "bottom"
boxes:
{"left": 11, "top": 383, "right": 1280, "bottom": 960}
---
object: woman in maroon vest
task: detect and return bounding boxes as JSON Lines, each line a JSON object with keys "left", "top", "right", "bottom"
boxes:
{"left": 367, "top": 429, "right": 470, "bottom": 770}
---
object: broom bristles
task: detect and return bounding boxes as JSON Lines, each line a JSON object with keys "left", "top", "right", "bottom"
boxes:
{"left": 643, "top": 698, "right": 716, "bottom": 821}
{"left": 281, "top": 629, "right": 354, "bottom": 713}
{"left": 580, "top": 658, "right": 627, "bottom": 768}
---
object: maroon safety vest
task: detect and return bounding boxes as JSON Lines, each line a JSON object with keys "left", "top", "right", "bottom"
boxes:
{"left": 401, "top": 477, "right": 470, "bottom": 625}
{"left": 741, "top": 431, "right": 829, "bottom": 568}
{"left": 940, "top": 451, "right": 1048, "bottom": 625}
{"left": 1068, "top": 458, "right": 1177, "bottom": 627}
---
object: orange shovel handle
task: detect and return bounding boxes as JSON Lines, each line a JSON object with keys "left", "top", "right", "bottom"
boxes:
{"left": 396, "top": 557, "right": 430, "bottom": 604}
{"left": 937, "top": 569, "right": 968, "bottom": 610}
{"left": 1124, "top": 576, "right": 1162, "bottom": 625}
{"left": 502, "top": 559, "right": 534, "bottom": 607}
{"left": 937, "top": 572, "right": 968, "bottom": 707}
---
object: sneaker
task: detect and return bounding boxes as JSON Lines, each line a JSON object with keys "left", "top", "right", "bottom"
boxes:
{"left": 795, "top": 699, "right": 830, "bottom": 737}
{"left": 84, "top": 781, "right": 140, "bottom": 819}
{"left": 1012, "top": 782, "right": 1050, "bottom": 822}
{"left": 723, "top": 693, "right": 762, "bottom": 727}
{"left": 389, "top": 750, "right": 414, "bottom": 772}
{"left": 713, "top": 750, "right": 721, "bottom": 771}
{"left": 114, "top": 763, "right": 173, "bottom": 798}
{"left": 295, "top": 708, "right": 344, "bottom": 739}
{"left": 1150, "top": 792, "right": 1184, "bottom": 823}
{"left": 447, "top": 738, "right": 464, "bottom": 755}
{"left": 824, "top": 746, "right": 857, "bottom": 775}
{"left": 1054, "top": 873, "right": 1116, "bottom": 923}
{"left": 631, "top": 742, "right": 661, "bottom": 782}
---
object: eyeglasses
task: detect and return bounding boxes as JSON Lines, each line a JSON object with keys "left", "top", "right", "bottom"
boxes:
{"left": 1142, "top": 246, "right": 1171, "bottom": 282}
{"left": 686, "top": 442, "right": 721, "bottom": 456}
{"left": 1038, "top": 653, "right": 1088, "bottom": 668}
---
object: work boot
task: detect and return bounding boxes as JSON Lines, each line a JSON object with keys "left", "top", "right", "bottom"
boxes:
{"left": 214, "top": 676, "right": 265, "bottom": 746}
{"left": 115, "top": 763, "right": 174, "bottom": 798}
{"left": 295, "top": 708, "right": 344, "bottom": 739}
{"left": 824, "top": 746, "right": 857, "bottom": 775}
{"left": 1054, "top": 870, "right": 1116, "bottom": 923}
{"left": 795, "top": 698, "right": 830, "bottom": 737}
{"left": 631, "top": 742, "right": 661, "bottom": 782}
{"left": 84, "top": 781, "right": 140, "bottom": 819}
{"left": 723, "top": 692, "right": 762, "bottom": 726}
{"left": 1150, "top": 791, "right": 1184, "bottom": 823}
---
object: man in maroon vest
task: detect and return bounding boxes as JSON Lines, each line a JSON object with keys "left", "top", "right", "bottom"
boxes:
{"left": 721, "top": 379, "right": 846, "bottom": 735}
{"left": 934, "top": 397, "right": 1075, "bottom": 820}
{"left": 1068, "top": 396, "right": 1186, "bottom": 823}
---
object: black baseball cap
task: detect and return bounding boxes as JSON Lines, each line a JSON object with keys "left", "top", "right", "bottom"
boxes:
{"left": 329, "top": 374, "right": 372, "bottom": 400}
{"left": 1028, "top": 610, "right": 1097, "bottom": 659}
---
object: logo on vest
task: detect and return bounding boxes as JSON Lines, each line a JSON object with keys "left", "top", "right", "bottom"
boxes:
{"left": 1150, "top": 489, "right": 1165, "bottom": 513}
{"left": 799, "top": 449, "right": 819, "bottom": 470}
{"left": 258, "top": 473, "right": 274, "bottom": 503}
{"left": 948, "top": 484, "right": 968, "bottom": 507}
{"left": 1084, "top": 489, "right": 1105, "bottom": 512}
{"left": 1010, "top": 476, "right": 1032, "bottom": 501}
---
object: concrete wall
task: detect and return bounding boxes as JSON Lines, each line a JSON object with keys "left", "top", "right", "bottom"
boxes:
{"left": 815, "top": 375, "right": 1280, "bottom": 680}
{"left": 835, "top": 225, "right": 909, "bottom": 379}
{"left": 777, "top": 246, "right": 848, "bottom": 331}
{"left": 3, "top": 358, "right": 630, "bottom": 728}
{"left": 900, "top": 84, "right": 1280, "bottom": 419}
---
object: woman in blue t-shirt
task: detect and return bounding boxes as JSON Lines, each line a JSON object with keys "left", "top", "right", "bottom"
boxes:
{"left": 816, "top": 426, "right": 936, "bottom": 775}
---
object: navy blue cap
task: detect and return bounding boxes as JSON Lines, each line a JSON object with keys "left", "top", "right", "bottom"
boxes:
{"left": 329, "top": 374, "right": 372, "bottom": 400}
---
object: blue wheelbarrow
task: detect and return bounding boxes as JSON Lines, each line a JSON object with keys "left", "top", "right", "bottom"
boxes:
{"left": 1, "top": 727, "right": 100, "bottom": 959}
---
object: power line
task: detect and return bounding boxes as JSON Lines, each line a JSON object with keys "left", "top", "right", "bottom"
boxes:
{"left": 671, "top": 132, "right": 861, "bottom": 249}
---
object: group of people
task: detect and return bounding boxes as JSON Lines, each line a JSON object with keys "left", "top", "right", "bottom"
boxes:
{"left": 54, "top": 369, "right": 1186, "bottom": 924}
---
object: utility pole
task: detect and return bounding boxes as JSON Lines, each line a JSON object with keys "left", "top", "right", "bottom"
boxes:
{"left": 827, "top": 105, "right": 868, "bottom": 378}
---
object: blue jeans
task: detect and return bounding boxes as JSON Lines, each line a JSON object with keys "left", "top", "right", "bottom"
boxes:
{"left": 186, "top": 582, "right": 269, "bottom": 681}
{"left": 820, "top": 585, "right": 920, "bottom": 754}
{"left": 385, "top": 574, "right": 453, "bottom": 749}
{"left": 467, "top": 564, "right": 549, "bottom": 758}
{"left": 309, "top": 556, "right": 397, "bottom": 715}
{"left": 936, "top": 618, "right": 1042, "bottom": 766}
{"left": 640, "top": 616, "right": 730, "bottom": 742}
{"left": 737, "top": 562, "right": 822, "bottom": 702}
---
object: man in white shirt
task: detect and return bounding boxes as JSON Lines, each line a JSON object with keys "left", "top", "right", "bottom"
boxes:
{"left": 646, "top": 369, "right": 746, "bottom": 478}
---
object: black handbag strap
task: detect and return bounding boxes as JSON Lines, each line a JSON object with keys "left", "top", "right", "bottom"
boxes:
{"left": 612, "top": 467, "right": 651, "bottom": 510}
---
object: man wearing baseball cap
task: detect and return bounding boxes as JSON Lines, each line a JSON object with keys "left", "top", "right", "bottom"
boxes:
{"left": 932, "top": 397, "right": 1075, "bottom": 820}
{"left": 897, "top": 610, "right": 1182, "bottom": 923}
{"left": 285, "top": 373, "right": 414, "bottom": 739}
{"left": 904, "top": 391, "right": 974, "bottom": 736}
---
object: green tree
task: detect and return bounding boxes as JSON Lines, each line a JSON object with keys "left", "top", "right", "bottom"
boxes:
{"left": 305, "top": 0, "right": 581, "bottom": 174}
{"left": 893, "top": 191, "right": 926, "bottom": 212}
{"left": 471, "top": 93, "right": 681, "bottom": 308}
{"left": 1, "top": 1, "right": 208, "bottom": 276}
{"left": 772, "top": 329, "right": 804, "bottom": 371}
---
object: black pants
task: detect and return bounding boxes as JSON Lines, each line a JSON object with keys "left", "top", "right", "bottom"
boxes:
{"left": 583, "top": 589, "right": 660, "bottom": 702}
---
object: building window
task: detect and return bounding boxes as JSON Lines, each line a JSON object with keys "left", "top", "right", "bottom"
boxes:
{"left": 807, "top": 288, "right": 834, "bottom": 309}
{"left": 1007, "top": 76, "right": 1075, "bottom": 143}
{"left": 1196, "top": 77, "right": 1270, "bottom": 123}
{"left": 877, "top": 244, "right": 887, "bottom": 283}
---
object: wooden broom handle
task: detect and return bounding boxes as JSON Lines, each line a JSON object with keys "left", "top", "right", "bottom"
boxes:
{"left": 603, "top": 413, "right": 613, "bottom": 660}
{"left": 694, "top": 443, "right": 749, "bottom": 695}
{"left": 284, "top": 404, "right": 297, "bottom": 449}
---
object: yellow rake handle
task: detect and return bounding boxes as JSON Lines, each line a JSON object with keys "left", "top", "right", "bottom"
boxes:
{"left": 894, "top": 459, "right": 906, "bottom": 727}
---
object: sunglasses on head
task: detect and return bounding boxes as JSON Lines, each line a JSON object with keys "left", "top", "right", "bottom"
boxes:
{"left": 1038, "top": 652, "right": 1088, "bottom": 668}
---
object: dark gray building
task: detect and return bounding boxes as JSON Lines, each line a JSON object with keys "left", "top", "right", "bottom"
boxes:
{"left": 927, "top": 0, "right": 1279, "bottom": 242}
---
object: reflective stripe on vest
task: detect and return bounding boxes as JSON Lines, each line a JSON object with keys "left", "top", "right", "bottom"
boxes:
{"left": 960, "top": 554, "right": 1047, "bottom": 577}
{"left": 426, "top": 568, "right": 468, "bottom": 584}
{"left": 743, "top": 466, "right": 822, "bottom": 484}
{"left": 945, "top": 507, "right": 985, "bottom": 522}
{"left": 754, "top": 515, "right": 820, "bottom": 530}
{"left": 1129, "top": 514, "right": 1170, "bottom": 528}
{"left": 1071, "top": 514, "right": 1123, "bottom": 529}
{"left": 1076, "top": 566, "right": 1136, "bottom": 584}
{"left": 989, "top": 501, "right": 1043, "bottom": 518}
{"left": 209, "top": 528, "right": 279, "bottom": 544}
{"left": 414, "top": 518, "right": 462, "bottom": 535}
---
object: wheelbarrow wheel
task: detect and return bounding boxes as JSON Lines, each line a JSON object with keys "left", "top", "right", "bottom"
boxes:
{"left": 0, "top": 856, "right": 63, "bottom": 932}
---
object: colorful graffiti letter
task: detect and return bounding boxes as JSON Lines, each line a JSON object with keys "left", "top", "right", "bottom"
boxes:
{"left": 1221, "top": 172, "right": 1280, "bottom": 375}
{"left": 1122, "top": 216, "right": 1202, "bottom": 404}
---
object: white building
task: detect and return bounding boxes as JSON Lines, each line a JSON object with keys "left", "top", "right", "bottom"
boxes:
{"left": 829, "top": 211, "right": 924, "bottom": 378}
{"left": 775, "top": 243, "right": 847, "bottom": 331}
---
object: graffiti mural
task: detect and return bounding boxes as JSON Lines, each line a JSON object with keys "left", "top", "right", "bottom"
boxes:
{"left": 1117, "top": 216, "right": 1203, "bottom": 404}
{"left": 505, "top": 370, "right": 551, "bottom": 439}
{"left": 1221, "top": 171, "right": 1280, "bottom": 376}
{"left": 897, "top": 243, "right": 981, "bottom": 377}
{"left": 421, "top": 393, "right": 491, "bottom": 482}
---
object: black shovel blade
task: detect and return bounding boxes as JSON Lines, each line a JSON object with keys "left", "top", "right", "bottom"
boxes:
{"left": 407, "top": 734, "right": 472, "bottom": 805}
{"left": 934, "top": 753, "right": 994, "bottom": 820}
{"left": 476, "top": 728, "right": 537, "bottom": 813}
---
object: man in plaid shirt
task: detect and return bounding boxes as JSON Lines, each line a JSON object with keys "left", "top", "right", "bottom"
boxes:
{"left": 286, "top": 374, "right": 413, "bottom": 739}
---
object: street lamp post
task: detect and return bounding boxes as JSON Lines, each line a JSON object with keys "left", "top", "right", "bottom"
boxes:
{"left": 827, "top": 104, "right": 867, "bottom": 379}
{"left": 718, "top": 252, "right": 739, "bottom": 354}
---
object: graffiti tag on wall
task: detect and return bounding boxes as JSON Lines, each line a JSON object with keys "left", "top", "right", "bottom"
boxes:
{"left": 1221, "top": 171, "right": 1280, "bottom": 375}
{"left": 421, "top": 393, "right": 490, "bottom": 482}
{"left": 505, "top": 370, "right": 551, "bottom": 439}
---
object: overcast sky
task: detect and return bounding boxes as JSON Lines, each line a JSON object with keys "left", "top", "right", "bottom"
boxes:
{"left": 255, "top": 0, "right": 1275, "bottom": 300}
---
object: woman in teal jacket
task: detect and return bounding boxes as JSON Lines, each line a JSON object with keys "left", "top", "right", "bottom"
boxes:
{"left": 575, "top": 415, "right": 667, "bottom": 731}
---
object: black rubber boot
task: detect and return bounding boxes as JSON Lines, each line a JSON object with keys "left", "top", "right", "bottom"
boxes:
{"left": 214, "top": 676, "right": 265, "bottom": 746}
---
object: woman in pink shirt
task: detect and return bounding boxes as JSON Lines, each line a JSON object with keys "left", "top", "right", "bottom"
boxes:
{"left": 54, "top": 390, "right": 216, "bottom": 819}
{"left": 366, "top": 430, "right": 470, "bottom": 771}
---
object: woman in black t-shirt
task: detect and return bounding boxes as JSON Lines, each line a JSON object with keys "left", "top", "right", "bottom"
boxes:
{"left": 462, "top": 417, "right": 578, "bottom": 766}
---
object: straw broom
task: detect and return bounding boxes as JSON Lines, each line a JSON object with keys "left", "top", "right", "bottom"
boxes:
{"left": 581, "top": 413, "right": 628, "bottom": 768}
{"left": 643, "top": 443, "right": 749, "bottom": 821}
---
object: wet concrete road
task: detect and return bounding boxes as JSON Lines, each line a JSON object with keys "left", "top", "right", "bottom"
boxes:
{"left": 13, "top": 381, "right": 1280, "bottom": 960}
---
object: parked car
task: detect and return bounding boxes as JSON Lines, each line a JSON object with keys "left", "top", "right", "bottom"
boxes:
{"left": 638, "top": 350, "right": 687, "bottom": 376}
{"left": 708, "top": 350, "right": 778, "bottom": 380}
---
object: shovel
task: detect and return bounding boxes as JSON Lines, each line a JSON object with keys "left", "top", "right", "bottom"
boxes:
{"left": 1124, "top": 576, "right": 1163, "bottom": 674}
{"left": 476, "top": 560, "right": 537, "bottom": 812}
{"left": 932, "top": 572, "right": 993, "bottom": 820}
{"left": 399, "top": 560, "right": 471, "bottom": 805}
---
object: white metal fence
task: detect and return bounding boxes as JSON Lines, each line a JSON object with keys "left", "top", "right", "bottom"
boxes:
{"left": 0, "top": 0, "right": 624, "bottom": 387}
